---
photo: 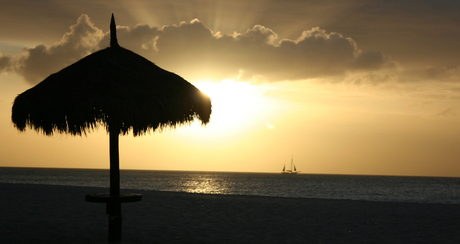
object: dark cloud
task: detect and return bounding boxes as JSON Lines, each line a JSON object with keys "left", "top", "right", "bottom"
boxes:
{"left": 420, "top": 66, "right": 460, "bottom": 81}
{"left": 272, "top": 28, "right": 358, "bottom": 79}
{"left": 5, "top": 14, "right": 398, "bottom": 85}
{"left": 401, "top": 66, "right": 460, "bottom": 83}
{"left": 350, "top": 50, "right": 395, "bottom": 70}
{"left": 0, "top": 53, "right": 11, "bottom": 73}
{"left": 154, "top": 22, "right": 395, "bottom": 82}
{"left": 153, "top": 19, "right": 230, "bottom": 80}
{"left": 13, "top": 14, "right": 103, "bottom": 84}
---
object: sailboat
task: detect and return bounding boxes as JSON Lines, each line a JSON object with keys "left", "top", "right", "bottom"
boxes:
{"left": 281, "top": 156, "right": 299, "bottom": 174}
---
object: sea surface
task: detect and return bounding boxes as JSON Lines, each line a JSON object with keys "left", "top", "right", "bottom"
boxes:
{"left": 1, "top": 167, "right": 459, "bottom": 204}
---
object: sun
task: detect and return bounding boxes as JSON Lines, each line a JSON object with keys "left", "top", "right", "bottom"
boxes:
{"left": 174, "top": 79, "right": 270, "bottom": 135}
{"left": 197, "top": 79, "right": 262, "bottom": 124}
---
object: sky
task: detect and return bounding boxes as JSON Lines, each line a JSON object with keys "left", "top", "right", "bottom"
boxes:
{"left": 1, "top": 0, "right": 460, "bottom": 177}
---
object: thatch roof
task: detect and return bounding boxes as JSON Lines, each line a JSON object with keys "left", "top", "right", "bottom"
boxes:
{"left": 11, "top": 16, "right": 211, "bottom": 136}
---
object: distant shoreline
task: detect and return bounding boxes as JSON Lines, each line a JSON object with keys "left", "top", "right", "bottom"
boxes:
{"left": 1, "top": 183, "right": 459, "bottom": 243}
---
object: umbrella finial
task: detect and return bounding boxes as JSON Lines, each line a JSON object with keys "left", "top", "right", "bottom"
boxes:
{"left": 110, "top": 14, "right": 119, "bottom": 47}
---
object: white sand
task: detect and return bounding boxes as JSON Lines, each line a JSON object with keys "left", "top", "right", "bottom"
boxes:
{"left": 0, "top": 183, "right": 459, "bottom": 243}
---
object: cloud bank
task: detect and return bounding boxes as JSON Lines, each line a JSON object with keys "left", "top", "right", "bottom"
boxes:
{"left": 3, "top": 14, "right": 453, "bottom": 85}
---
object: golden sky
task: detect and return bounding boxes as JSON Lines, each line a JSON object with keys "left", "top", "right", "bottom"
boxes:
{"left": 1, "top": 0, "right": 460, "bottom": 176}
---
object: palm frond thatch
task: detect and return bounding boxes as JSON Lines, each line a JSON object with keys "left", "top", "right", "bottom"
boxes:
{"left": 11, "top": 46, "right": 211, "bottom": 136}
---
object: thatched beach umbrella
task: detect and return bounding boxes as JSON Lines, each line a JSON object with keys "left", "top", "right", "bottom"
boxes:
{"left": 11, "top": 14, "right": 211, "bottom": 242}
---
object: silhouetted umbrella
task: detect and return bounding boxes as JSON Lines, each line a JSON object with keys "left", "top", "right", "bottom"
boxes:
{"left": 11, "top": 14, "right": 211, "bottom": 242}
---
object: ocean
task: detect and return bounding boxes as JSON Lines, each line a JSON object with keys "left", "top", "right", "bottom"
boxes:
{"left": 1, "top": 167, "right": 459, "bottom": 204}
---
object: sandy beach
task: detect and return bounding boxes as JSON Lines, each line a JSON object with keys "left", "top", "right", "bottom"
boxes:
{"left": 0, "top": 183, "right": 459, "bottom": 243}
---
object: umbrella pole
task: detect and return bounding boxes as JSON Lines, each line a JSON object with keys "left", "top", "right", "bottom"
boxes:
{"left": 85, "top": 127, "right": 140, "bottom": 242}
{"left": 108, "top": 128, "right": 122, "bottom": 242}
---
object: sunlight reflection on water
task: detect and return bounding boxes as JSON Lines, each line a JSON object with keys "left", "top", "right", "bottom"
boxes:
{"left": 183, "top": 177, "right": 222, "bottom": 194}
{"left": 179, "top": 174, "right": 230, "bottom": 194}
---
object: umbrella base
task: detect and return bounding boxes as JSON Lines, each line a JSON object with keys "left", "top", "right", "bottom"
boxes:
{"left": 85, "top": 193, "right": 142, "bottom": 203}
{"left": 86, "top": 193, "right": 142, "bottom": 242}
